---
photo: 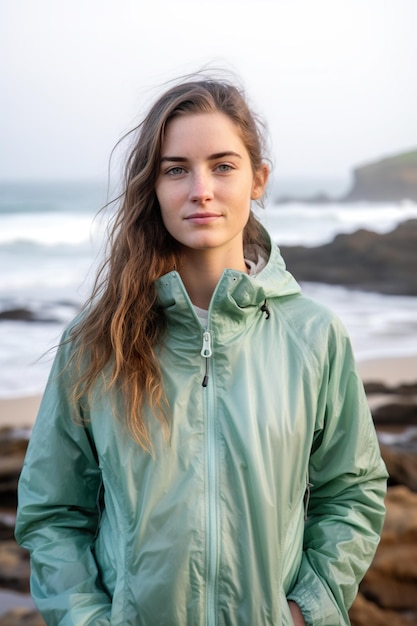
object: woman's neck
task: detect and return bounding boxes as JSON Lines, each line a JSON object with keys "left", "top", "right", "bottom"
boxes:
{"left": 179, "top": 250, "right": 247, "bottom": 309}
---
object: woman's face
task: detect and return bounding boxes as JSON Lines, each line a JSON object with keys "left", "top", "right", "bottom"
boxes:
{"left": 155, "top": 112, "right": 268, "bottom": 261}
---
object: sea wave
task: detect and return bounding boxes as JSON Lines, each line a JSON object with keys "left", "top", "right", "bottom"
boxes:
{"left": 258, "top": 200, "right": 417, "bottom": 246}
{"left": 0, "top": 211, "right": 106, "bottom": 246}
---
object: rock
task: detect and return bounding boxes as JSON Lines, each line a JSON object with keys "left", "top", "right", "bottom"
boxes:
{"left": 0, "top": 608, "right": 45, "bottom": 626}
{"left": 363, "top": 552, "right": 417, "bottom": 611}
{"left": 0, "top": 541, "right": 30, "bottom": 593}
{"left": 358, "top": 486, "right": 417, "bottom": 622}
{"left": 364, "top": 381, "right": 393, "bottom": 395}
{"left": 350, "top": 591, "right": 414, "bottom": 626}
{"left": 0, "top": 308, "right": 60, "bottom": 323}
{"left": 0, "top": 309, "right": 37, "bottom": 322}
{"left": 380, "top": 445, "right": 417, "bottom": 492}
{"left": 280, "top": 219, "right": 417, "bottom": 295}
{"left": 0, "top": 428, "right": 29, "bottom": 512}
{"left": 365, "top": 382, "right": 417, "bottom": 397}
{"left": 0, "top": 429, "right": 29, "bottom": 457}
{"left": 380, "top": 485, "right": 417, "bottom": 542}
{"left": 373, "top": 403, "right": 417, "bottom": 427}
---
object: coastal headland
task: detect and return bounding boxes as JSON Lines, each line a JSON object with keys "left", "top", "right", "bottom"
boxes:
{"left": 276, "top": 147, "right": 417, "bottom": 204}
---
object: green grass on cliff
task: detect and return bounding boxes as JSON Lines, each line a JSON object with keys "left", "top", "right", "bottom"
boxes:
{"left": 358, "top": 148, "right": 417, "bottom": 173}
{"left": 386, "top": 150, "right": 417, "bottom": 165}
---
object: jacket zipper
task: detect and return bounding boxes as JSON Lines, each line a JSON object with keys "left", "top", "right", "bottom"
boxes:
{"left": 201, "top": 330, "right": 218, "bottom": 626}
{"left": 201, "top": 330, "right": 213, "bottom": 387}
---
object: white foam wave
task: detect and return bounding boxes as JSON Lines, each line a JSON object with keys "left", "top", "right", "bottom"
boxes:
{"left": 378, "top": 427, "right": 417, "bottom": 450}
{"left": 0, "top": 212, "right": 106, "bottom": 246}
{"left": 258, "top": 201, "right": 417, "bottom": 246}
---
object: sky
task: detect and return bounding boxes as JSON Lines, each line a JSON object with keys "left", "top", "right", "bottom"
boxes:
{"left": 1, "top": 0, "right": 417, "bottom": 191}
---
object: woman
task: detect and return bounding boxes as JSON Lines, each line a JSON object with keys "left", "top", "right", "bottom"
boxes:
{"left": 16, "top": 77, "right": 387, "bottom": 625}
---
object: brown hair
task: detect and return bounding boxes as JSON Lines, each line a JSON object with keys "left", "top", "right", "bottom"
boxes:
{"left": 69, "top": 76, "right": 270, "bottom": 452}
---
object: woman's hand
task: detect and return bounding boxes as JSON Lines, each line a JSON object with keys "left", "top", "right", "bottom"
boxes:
{"left": 288, "top": 600, "right": 307, "bottom": 626}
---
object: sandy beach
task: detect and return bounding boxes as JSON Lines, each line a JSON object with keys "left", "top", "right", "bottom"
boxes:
{"left": 357, "top": 355, "right": 417, "bottom": 386}
{"left": 0, "top": 355, "right": 416, "bottom": 429}
{"left": 0, "top": 395, "right": 41, "bottom": 428}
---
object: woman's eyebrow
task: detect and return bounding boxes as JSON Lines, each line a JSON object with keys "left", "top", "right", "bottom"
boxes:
{"left": 160, "top": 156, "right": 187, "bottom": 163}
{"left": 209, "top": 151, "right": 242, "bottom": 160}
{"left": 160, "top": 151, "right": 242, "bottom": 163}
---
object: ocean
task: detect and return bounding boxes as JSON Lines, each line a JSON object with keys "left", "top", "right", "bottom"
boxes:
{"left": 1, "top": 180, "right": 417, "bottom": 398}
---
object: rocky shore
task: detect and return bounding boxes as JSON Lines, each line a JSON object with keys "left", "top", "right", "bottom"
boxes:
{"left": 0, "top": 375, "right": 417, "bottom": 625}
{"left": 350, "top": 378, "right": 417, "bottom": 626}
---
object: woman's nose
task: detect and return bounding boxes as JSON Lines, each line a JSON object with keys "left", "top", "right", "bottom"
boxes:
{"left": 189, "top": 172, "right": 214, "bottom": 203}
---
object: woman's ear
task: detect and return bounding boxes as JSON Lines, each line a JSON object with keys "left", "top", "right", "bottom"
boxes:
{"left": 251, "top": 163, "right": 270, "bottom": 200}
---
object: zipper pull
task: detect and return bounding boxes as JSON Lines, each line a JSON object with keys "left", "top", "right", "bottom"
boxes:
{"left": 201, "top": 331, "right": 212, "bottom": 387}
{"left": 200, "top": 331, "right": 213, "bottom": 358}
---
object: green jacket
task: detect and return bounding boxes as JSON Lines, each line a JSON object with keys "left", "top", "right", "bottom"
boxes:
{"left": 16, "top": 235, "right": 387, "bottom": 625}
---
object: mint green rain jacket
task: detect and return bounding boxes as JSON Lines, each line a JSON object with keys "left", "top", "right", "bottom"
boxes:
{"left": 16, "top": 232, "right": 387, "bottom": 626}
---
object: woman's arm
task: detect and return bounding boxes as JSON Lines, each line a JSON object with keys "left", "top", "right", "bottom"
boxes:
{"left": 15, "top": 334, "right": 112, "bottom": 625}
{"left": 287, "top": 321, "right": 388, "bottom": 625}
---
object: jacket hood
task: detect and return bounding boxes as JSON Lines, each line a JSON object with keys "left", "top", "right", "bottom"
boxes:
{"left": 243, "top": 228, "right": 301, "bottom": 299}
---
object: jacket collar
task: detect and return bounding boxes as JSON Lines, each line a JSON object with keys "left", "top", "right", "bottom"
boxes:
{"left": 155, "top": 227, "right": 301, "bottom": 323}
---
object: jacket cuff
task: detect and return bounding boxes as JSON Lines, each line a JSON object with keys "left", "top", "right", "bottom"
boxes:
{"left": 287, "top": 563, "right": 349, "bottom": 626}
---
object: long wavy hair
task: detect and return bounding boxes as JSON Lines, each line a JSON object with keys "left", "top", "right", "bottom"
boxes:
{"left": 69, "top": 76, "right": 270, "bottom": 452}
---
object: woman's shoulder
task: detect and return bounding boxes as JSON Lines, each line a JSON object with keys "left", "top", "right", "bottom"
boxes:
{"left": 55, "top": 308, "right": 91, "bottom": 354}
{"left": 270, "top": 291, "right": 351, "bottom": 357}
{"left": 274, "top": 291, "right": 341, "bottom": 326}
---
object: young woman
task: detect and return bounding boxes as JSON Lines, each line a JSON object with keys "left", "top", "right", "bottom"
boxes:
{"left": 16, "top": 77, "right": 387, "bottom": 626}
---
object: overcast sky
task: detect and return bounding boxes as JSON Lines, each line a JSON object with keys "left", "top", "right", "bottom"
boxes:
{"left": 1, "top": 0, "right": 417, "bottom": 187}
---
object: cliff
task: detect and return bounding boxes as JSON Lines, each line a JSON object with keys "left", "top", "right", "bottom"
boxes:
{"left": 344, "top": 149, "right": 417, "bottom": 202}
{"left": 275, "top": 148, "right": 417, "bottom": 204}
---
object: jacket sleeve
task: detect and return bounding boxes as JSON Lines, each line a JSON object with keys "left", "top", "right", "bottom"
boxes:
{"left": 287, "top": 318, "right": 388, "bottom": 626}
{"left": 15, "top": 331, "right": 112, "bottom": 625}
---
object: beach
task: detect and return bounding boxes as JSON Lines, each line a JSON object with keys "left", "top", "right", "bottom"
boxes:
{"left": 0, "top": 355, "right": 415, "bottom": 429}
{"left": 357, "top": 355, "right": 417, "bottom": 386}
{"left": 0, "top": 395, "right": 41, "bottom": 429}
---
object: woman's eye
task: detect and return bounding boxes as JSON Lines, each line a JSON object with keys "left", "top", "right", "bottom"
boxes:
{"left": 216, "top": 164, "right": 233, "bottom": 173}
{"left": 166, "top": 166, "right": 185, "bottom": 175}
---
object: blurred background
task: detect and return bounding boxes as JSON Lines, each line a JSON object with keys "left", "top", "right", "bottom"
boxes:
{"left": 1, "top": 1, "right": 417, "bottom": 624}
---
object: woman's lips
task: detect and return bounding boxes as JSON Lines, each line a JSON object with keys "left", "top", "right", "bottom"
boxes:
{"left": 185, "top": 213, "right": 222, "bottom": 224}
